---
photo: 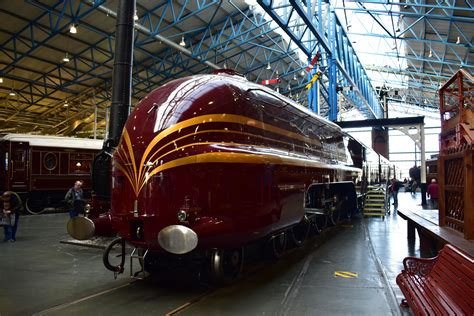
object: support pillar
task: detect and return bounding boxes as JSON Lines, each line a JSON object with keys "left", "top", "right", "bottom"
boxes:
{"left": 328, "top": 8, "right": 337, "bottom": 122}
{"left": 420, "top": 123, "right": 427, "bottom": 205}
{"left": 371, "top": 127, "right": 389, "bottom": 160}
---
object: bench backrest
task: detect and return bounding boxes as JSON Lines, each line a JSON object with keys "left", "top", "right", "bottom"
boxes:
{"left": 430, "top": 244, "right": 474, "bottom": 314}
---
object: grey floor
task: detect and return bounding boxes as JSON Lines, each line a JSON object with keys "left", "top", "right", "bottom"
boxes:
{"left": 0, "top": 192, "right": 426, "bottom": 315}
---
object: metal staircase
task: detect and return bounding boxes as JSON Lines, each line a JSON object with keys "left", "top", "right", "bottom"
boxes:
{"left": 363, "top": 185, "right": 389, "bottom": 219}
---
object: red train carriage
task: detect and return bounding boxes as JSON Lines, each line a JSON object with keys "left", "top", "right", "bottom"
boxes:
{"left": 0, "top": 134, "right": 102, "bottom": 213}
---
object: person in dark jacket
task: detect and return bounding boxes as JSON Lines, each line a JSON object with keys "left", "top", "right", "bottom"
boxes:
{"left": 2, "top": 191, "right": 21, "bottom": 242}
{"left": 427, "top": 179, "right": 439, "bottom": 209}
{"left": 390, "top": 177, "right": 401, "bottom": 206}
{"left": 65, "top": 181, "right": 84, "bottom": 218}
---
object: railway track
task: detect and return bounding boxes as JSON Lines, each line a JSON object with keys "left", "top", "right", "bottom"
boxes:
{"left": 34, "top": 225, "right": 340, "bottom": 315}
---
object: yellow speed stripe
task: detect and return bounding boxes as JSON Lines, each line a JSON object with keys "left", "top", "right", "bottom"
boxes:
{"left": 117, "top": 113, "right": 351, "bottom": 197}
{"left": 138, "top": 150, "right": 360, "bottom": 194}
{"left": 137, "top": 113, "right": 324, "bottom": 184}
{"left": 333, "top": 271, "right": 358, "bottom": 278}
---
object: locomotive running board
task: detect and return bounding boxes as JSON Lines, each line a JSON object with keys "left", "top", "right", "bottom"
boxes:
{"left": 130, "top": 248, "right": 148, "bottom": 280}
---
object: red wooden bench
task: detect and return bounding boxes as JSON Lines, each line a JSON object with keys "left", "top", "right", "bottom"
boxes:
{"left": 396, "top": 244, "right": 474, "bottom": 315}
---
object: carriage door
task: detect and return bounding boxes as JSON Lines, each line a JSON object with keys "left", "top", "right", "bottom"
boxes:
{"left": 10, "top": 142, "right": 29, "bottom": 191}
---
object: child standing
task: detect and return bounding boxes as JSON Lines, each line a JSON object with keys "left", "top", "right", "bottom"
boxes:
{"left": 2, "top": 194, "right": 15, "bottom": 242}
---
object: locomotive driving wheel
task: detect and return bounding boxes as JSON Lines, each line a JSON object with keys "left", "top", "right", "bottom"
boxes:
{"left": 25, "top": 197, "right": 47, "bottom": 215}
{"left": 313, "top": 214, "right": 328, "bottom": 233}
{"left": 210, "top": 247, "right": 244, "bottom": 284}
{"left": 267, "top": 231, "right": 287, "bottom": 260}
{"left": 290, "top": 216, "right": 310, "bottom": 247}
{"left": 328, "top": 207, "right": 341, "bottom": 226}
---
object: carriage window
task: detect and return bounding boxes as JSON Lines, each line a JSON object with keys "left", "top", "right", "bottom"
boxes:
{"left": 43, "top": 152, "right": 58, "bottom": 171}
{"left": 69, "top": 153, "right": 93, "bottom": 174}
{"left": 13, "top": 150, "right": 26, "bottom": 170}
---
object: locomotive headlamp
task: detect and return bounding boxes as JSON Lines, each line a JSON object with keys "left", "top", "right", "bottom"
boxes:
{"left": 158, "top": 225, "right": 198, "bottom": 254}
{"left": 177, "top": 209, "right": 187, "bottom": 222}
{"left": 84, "top": 203, "right": 91, "bottom": 215}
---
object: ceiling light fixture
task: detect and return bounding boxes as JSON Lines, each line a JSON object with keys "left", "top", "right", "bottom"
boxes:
{"left": 300, "top": 70, "right": 305, "bottom": 77}
{"left": 0, "top": 77, "right": 3, "bottom": 84}
{"left": 69, "top": 24, "right": 77, "bottom": 34}
{"left": 293, "top": 74, "right": 297, "bottom": 81}
{"left": 134, "top": 10, "right": 139, "bottom": 21}
{"left": 9, "top": 90, "right": 15, "bottom": 96}
{"left": 179, "top": 36, "right": 186, "bottom": 47}
{"left": 456, "top": 36, "right": 460, "bottom": 44}
{"left": 266, "top": 62, "right": 271, "bottom": 70}
{"left": 428, "top": 49, "right": 432, "bottom": 58}
{"left": 62, "top": 52, "right": 70, "bottom": 63}
{"left": 64, "top": 100, "right": 69, "bottom": 107}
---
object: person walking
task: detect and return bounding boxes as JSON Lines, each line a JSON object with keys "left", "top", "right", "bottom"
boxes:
{"left": 427, "top": 179, "right": 439, "bottom": 209}
{"left": 65, "top": 181, "right": 85, "bottom": 218}
{"left": 390, "top": 177, "right": 400, "bottom": 206}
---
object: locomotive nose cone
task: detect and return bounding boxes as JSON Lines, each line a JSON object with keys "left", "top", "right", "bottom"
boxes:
{"left": 67, "top": 217, "right": 95, "bottom": 240}
{"left": 158, "top": 225, "right": 198, "bottom": 254}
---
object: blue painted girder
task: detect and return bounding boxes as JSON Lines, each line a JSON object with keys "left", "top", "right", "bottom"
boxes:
{"left": 257, "top": 0, "right": 384, "bottom": 120}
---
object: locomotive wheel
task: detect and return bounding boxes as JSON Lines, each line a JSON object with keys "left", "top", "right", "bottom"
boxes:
{"left": 25, "top": 197, "right": 47, "bottom": 215}
{"left": 328, "top": 208, "right": 341, "bottom": 226}
{"left": 210, "top": 247, "right": 244, "bottom": 284}
{"left": 313, "top": 214, "right": 328, "bottom": 233}
{"left": 268, "top": 231, "right": 287, "bottom": 260}
{"left": 290, "top": 216, "right": 310, "bottom": 247}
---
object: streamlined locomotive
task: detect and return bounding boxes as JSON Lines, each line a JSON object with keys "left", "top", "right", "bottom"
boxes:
{"left": 73, "top": 70, "right": 392, "bottom": 281}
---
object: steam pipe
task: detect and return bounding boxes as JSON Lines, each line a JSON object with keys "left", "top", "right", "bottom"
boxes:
{"left": 108, "top": 0, "right": 136, "bottom": 147}
{"left": 91, "top": 0, "right": 136, "bottom": 199}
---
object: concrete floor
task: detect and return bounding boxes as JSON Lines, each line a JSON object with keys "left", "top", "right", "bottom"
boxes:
{"left": 0, "top": 192, "right": 427, "bottom": 315}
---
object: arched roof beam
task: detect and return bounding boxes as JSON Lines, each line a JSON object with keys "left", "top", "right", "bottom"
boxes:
{"left": 332, "top": 7, "right": 474, "bottom": 23}
{"left": 346, "top": 31, "right": 473, "bottom": 49}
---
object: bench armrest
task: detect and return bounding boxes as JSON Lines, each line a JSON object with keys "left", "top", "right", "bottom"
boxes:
{"left": 402, "top": 256, "right": 438, "bottom": 276}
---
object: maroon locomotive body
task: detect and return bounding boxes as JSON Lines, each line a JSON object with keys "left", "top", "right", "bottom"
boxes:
{"left": 105, "top": 71, "right": 364, "bottom": 263}
{"left": 0, "top": 134, "right": 102, "bottom": 213}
